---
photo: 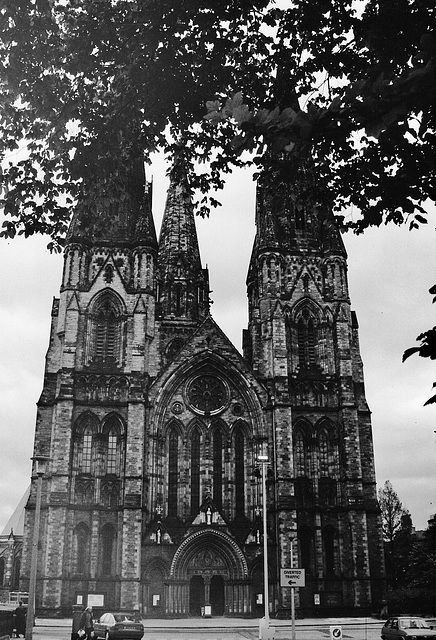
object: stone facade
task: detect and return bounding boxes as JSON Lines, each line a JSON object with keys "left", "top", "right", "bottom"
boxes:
{"left": 21, "top": 165, "right": 385, "bottom": 617}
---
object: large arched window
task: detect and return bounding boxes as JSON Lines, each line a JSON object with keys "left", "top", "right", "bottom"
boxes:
{"left": 168, "top": 428, "right": 179, "bottom": 518}
{"left": 73, "top": 523, "right": 90, "bottom": 575}
{"left": 102, "top": 414, "right": 124, "bottom": 476}
{"left": 297, "top": 311, "right": 317, "bottom": 368}
{"left": 323, "top": 525, "right": 338, "bottom": 576}
{"left": 99, "top": 524, "right": 116, "bottom": 576}
{"left": 294, "top": 429, "right": 308, "bottom": 477}
{"left": 234, "top": 427, "right": 245, "bottom": 514}
{"left": 191, "top": 427, "right": 201, "bottom": 516}
{"left": 213, "top": 426, "right": 223, "bottom": 510}
{"left": 73, "top": 413, "right": 99, "bottom": 476}
{"left": 318, "top": 429, "right": 329, "bottom": 477}
{"left": 88, "top": 292, "right": 124, "bottom": 367}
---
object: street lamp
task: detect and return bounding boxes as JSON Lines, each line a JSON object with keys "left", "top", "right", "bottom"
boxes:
{"left": 25, "top": 455, "right": 51, "bottom": 640}
{"left": 257, "top": 453, "right": 272, "bottom": 640}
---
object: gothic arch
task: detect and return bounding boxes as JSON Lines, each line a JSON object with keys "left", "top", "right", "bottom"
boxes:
{"left": 88, "top": 288, "right": 126, "bottom": 316}
{"left": 293, "top": 417, "right": 313, "bottom": 439}
{"left": 230, "top": 418, "right": 252, "bottom": 442}
{"left": 291, "top": 297, "right": 324, "bottom": 323}
{"left": 102, "top": 412, "right": 125, "bottom": 436}
{"left": 148, "top": 350, "right": 267, "bottom": 440}
{"left": 185, "top": 417, "right": 205, "bottom": 439}
{"left": 73, "top": 411, "right": 100, "bottom": 435}
{"left": 170, "top": 529, "right": 248, "bottom": 580}
{"left": 85, "top": 289, "right": 126, "bottom": 367}
{"left": 314, "top": 417, "right": 336, "bottom": 436}
{"left": 161, "top": 417, "right": 184, "bottom": 439}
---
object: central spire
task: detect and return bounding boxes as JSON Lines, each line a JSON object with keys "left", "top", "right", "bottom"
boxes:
{"left": 157, "top": 152, "right": 209, "bottom": 322}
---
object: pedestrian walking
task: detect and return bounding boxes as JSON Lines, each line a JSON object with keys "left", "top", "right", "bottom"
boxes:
{"left": 79, "top": 606, "right": 94, "bottom": 640}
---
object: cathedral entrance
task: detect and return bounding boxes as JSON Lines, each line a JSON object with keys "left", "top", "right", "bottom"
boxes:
{"left": 167, "top": 529, "right": 251, "bottom": 616}
{"left": 210, "top": 575, "right": 225, "bottom": 616}
{"left": 189, "top": 575, "right": 205, "bottom": 616}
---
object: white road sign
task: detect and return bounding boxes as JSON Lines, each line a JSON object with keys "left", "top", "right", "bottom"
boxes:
{"left": 280, "top": 568, "right": 306, "bottom": 587}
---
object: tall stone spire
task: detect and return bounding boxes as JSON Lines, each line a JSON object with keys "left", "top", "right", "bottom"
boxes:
{"left": 157, "top": 156, "right": 209, "bottom": 323}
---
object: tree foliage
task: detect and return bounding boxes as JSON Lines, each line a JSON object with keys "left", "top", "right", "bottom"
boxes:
{"left": 378, "top": 480, "right": 409, "bottom": 544}
{"left": 403, "top": 285, "right": 436, "bottom": 405}
{"left": 0, "top": 0, "right": 435, "bottom": 249}
{"left": 378, "top": 481, "right": 435, "bottom": 600}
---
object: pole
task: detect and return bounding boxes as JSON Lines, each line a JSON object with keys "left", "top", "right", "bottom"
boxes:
{"left": 25, "top": 469, "right": 43, "bottom": 640}
{"left": 262, "top": 460, "right": 269, "bottom": 630}
{"left": 290, "top": 538, "right": 296, "bottom": 640}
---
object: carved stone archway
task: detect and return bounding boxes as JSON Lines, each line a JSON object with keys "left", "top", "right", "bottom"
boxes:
{"left": 166, "top": 529, "right": 251, "bottom": 616}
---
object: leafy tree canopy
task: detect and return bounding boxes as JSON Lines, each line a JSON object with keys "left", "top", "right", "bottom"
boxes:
{"left": 378, "top": 480, "right": 410, "bottom": 544}
{"left": 0, "top": 0, "right": 435, "bottom": 249}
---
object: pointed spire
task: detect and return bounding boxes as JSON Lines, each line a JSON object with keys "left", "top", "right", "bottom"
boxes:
{"left": 157, "top": 151, "right": 209, "bottom": 322}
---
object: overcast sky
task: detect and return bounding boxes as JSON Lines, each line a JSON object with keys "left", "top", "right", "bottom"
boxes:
{"left": 0, "top": 161, "right": 435, "bottom": 533}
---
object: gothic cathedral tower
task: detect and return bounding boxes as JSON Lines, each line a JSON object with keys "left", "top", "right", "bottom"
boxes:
{"left": 21, "top": 162, "right": 384, "bottom": 617}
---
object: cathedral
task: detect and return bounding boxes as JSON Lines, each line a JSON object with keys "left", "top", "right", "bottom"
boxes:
{"left": 21, "top": 160, "right": 385, "bottom": 618}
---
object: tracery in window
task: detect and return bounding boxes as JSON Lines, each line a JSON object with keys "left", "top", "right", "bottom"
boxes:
{"left": 318, "top": 430, "right": 329, "bottom": 477}
{"left": 297, "top": 311, "right": 317, "bottom": 368}
{"left": 88, "top": 292, "right": 124, "bottom": 367}
{"left": 187, "top": 375, "right": 228, "bottom": 415}
{"left": 103, "top": 415, "right": 123, "bottom": 476}
{"left": 73, "top": 413, "right": 99, "bottom": 476}
{"left": 294, "top": 429, "right": 308, "bottom": 477}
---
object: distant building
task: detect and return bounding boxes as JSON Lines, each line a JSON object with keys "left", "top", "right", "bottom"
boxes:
{"left": 0, "top": 487, "right": 29, "bottom": 603}
{"left": 21, "top": 162, "right": 385, "bottom": 617}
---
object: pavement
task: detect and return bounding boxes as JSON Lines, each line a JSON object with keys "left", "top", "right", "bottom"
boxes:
{"left": 32, "top": 616, "right": 386, "bottom": 640}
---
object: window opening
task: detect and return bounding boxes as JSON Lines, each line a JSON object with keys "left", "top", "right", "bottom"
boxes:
{"left": 191, "top": 429, "right": 200, "bottom": 515}
{"left": 235, "top": 430, "right": 245, "bottom": 514}
{"left": 168, "top": 429, "right": 178, "bottom": 517}
{"left": 213, "top": 428, "right": 223, "bottom": 510}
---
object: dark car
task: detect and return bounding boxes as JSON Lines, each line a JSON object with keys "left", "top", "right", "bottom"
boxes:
{"left": 93, "top": 612, "right": 144, "bottom": 640}
{"left": 381, "top": 617, "right": 436, "bottom": 640}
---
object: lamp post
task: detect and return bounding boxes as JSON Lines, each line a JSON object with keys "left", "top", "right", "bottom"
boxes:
{"left": 25, "top": 455, "right": 51, "bottom": 640}
{"left": 257, "top": 453, "right": 271, "bottom": 640}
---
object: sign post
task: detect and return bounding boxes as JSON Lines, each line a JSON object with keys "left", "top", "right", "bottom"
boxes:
{"left": 280, "top": 562, "right": 305, "bottom": 640}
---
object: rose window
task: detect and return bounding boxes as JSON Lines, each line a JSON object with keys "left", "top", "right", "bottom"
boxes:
{"left": 187, "top": 375, "right": 228, "bottom": 415}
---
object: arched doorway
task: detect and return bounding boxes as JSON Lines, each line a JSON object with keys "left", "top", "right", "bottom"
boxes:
{"left": 189, "top": 575, "right": 205, "bottom": 616}
{"left": 210, "top": 575, "right": 225, "bottom": 616}
{"left": 169, "top": 529, "right": 250, "bottom": 616}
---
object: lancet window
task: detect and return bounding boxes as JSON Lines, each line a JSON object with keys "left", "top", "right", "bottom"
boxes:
{"left": 99, "top": 524, "right": 116, "bottom": 576}
{"left": 87, "top": 292, "right": 124, "bottom": 367}
{"left": 213, "top": 425, "right": 223, "bottom": 510}
{"left": 168, "top": 428, "right": 179, "bottom": 517}
{"left": 72, "top": 524, "right": 90, "bottom": 575}
{"left": 191, "top": 427, "right": 201, "bottom": 515}
{"left": 234, "top": 426, "right": 245, "bottom": 514}
{"left": 73, "top": 413, "right": 98, "bottom": 476}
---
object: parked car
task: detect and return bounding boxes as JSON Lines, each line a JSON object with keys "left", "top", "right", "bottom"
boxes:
{"left": 93, "top": 612, "right": 144, "bottom": 640}
{"left": 381, "top": 617, "right": 436, "bottom": 640}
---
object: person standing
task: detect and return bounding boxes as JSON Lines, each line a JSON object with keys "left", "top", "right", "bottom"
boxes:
{"left": 14, "top": 601, "right": 27, "bottom": 638}
{"left": 79, "top": 606, "right": 94, "bottom": 640}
